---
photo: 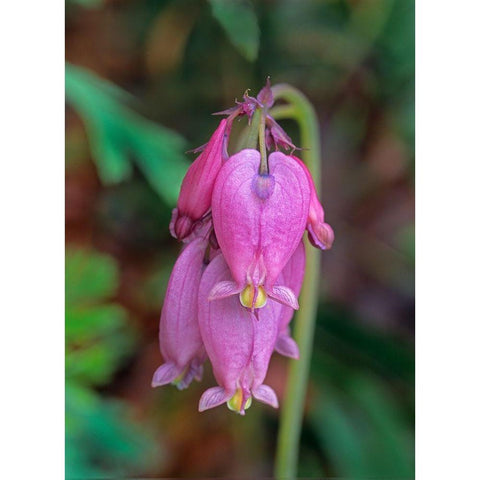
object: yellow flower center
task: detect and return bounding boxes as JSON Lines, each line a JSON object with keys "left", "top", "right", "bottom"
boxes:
{"left": 239, "top": 284, "right": 267, "bottom": 309}
{"left": 227, "top": 387, "right": 252, "bottom": 413}
{"left": 172, "top": 366, "right": 188, "bottom": 386}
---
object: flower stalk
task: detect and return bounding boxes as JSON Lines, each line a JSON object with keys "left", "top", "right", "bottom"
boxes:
{"left": 258, "top": 110, "right": 269, "bottom": 174}
{"left": 152, "top": 80, "right": 333, "bottom": 466}
{"left": 271, "top": 84, "right": 322, "bottom": 480}
{"left": 236, "top": 109, "right": 261, "bottom": 152}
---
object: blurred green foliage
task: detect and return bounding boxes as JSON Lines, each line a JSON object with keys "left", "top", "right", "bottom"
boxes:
{"left": 65, "top": 249, "right": 156, "bottom": 478}
{"left": 209, "top": 0, "right": 260, "bottom": 61}
{"left": 66, "top": 0, "right": 102, "bottom": 8}
{"left": 299, "top": 303, "right": 414, "bottom": 478}
{"left": 65, "top": 63, "right": 189, "bottom": 206}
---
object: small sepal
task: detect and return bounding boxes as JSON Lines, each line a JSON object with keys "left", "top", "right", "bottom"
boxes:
{"left": 198, "top": 387, "right": 232, "bottom": 412}
{"left": 252, "top": 385, "right": 279, "bottom": 408}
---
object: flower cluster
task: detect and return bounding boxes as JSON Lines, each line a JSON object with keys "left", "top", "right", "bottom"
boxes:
{"left": 152, "top": 81, "right": 334, "bottom": 415}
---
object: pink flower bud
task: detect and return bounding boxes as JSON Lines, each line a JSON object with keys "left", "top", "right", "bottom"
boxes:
{"left": 170, "top": 119, "right": 229, "bottom": 241}
{"left": 198, "top": 254, "right": 281, "bottom": 414}
{"left": 292, "top": 155, "right": 334, "bottom": 250}
{"left": 210, "top": 149, "right": 310, "bottom": 311}
{"left": 152, "top": 238, "right": 207, "bottom": 390}
{"left": 257, "top": 78, "right": 274, "bottom": 109}
{"left": 275, "top": 241, "right": 305, "bottom": 359}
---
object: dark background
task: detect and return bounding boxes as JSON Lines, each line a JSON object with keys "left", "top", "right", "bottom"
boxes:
{"left": 65, "top": 0, "right": 414, "bottom": 478}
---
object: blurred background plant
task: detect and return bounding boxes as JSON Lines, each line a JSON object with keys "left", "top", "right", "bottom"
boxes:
{"left": 65, "top": 0, "right": 414, "bottom": 478}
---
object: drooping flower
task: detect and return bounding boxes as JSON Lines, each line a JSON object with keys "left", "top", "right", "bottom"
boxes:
{"left": 152, "top": 78, "right": 335, "bottom": 417}
{"left": 170, "top": 119, "right": 229, "bottom": 241}
{"left": 151, "top": 238, "right": 208, "bottom": 390}
{"left": 210, "top": 149, "right": 311, "bottom": 311}
{"left": 198, "top": 253, "right": 281, "bottom": 414}
{"left": 275, "top": 241, "right": 305, "bottom": 359}
{"left": 292, "top": 155, "right": 334, "bottom": 250}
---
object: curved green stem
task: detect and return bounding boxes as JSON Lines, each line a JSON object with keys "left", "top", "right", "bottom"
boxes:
{"left": 271, "top": 84, "right": 322, "bottom": 480}
{"left": 268, "top": 104, "right": 296, "bottom": 121}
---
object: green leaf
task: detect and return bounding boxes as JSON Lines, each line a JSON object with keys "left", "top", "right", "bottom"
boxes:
{"left": 310, "top": 390, "right": 371, "bottom": 476}
{"left": 348, "top": 376, "right": 414, "bottom": 476}
{"left": 209, "top": 0, "right": 260, "bottom": 61}
{"left": 310, "top": 383, "right": 414, "bottom": 478}
{"left": 65, "top": 304, "right": 127, "bottom": 343}
{"left": 65, "top": 248, "right": 136, "bottom": 386}
{"left": 66, "top": 383, "right": 157, "bottom": 478}
{"left": 65, "top": 63, "right": 189, "bottom": 205}
{"left": 65, "top": 248, "right": 119, "bottom": 307}
{"left": 66, "top": 332, "right": 134, "bottom": 386}
{"left": 65, "top": 250, "right": 157, "bottom": 476}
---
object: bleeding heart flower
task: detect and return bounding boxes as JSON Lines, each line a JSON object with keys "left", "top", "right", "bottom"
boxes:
{"left": 152, "top": 238, "right": 208, "bottom": 390}
{"left": 170, "top": 119, "right": 229, "bottom": 241}
{"left": 198, "top": 253, "right": 281, "bottom": 414}
{"left": 292, "top": 155, "right": 334, "bottom": 250}
{"left": 210, "top": 149, "right": 310, "bottom": 311}
{"left": 274, "top": 241, "right": 305, "bottom": 359}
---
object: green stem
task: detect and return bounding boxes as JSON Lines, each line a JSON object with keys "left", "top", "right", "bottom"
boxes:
{"left": 258, "top": 110, "right": 269, "bottom": 174}
{"left": 271, "top": 84, "right": 322, "bottom": 480}
{"left": 235, "top": 109, "right": 261, "bottom": 153}
{"left": 268, "top": 104, "right": 296, "bottom": 121}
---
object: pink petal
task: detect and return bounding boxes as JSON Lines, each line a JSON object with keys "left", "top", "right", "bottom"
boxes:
{"left": 198, "top": 254, "right": 281, "bottom": 401}
{"left": 269, "top": 285, "right": 300, "bottom": 310}
{"left": 211, "top": 149, "right": 310, "bottom": 291}
{"left": 274, "top": 333, "right": 300, "bottom": 359}
{"left": 154, "top": 238, "right": 207, "bottom": 389}
{"left": 252, "top": 384, "right": 279, "bottom": 408}
{"left": 199, "top": 386, "right": 232, "bottom": 412}
{"left": 307, "top": 221, "right": 335, "bottom": 251}
{"left": 291, "top": 155, "right": 334, "bottom": 250}
{"left": 275, "top": 241, "right": 305, "bottom": 358}
{"left": 151, "top": 362, "right": 182, "bottom": 387}
{"left": 171, "top": 119, "right": 228, "bottom": 240}
{"left": 279, "top": 241, "right": 306, "bottom": 302}
{"left": 208, "top": 280, "right": 241, "bottom": 301}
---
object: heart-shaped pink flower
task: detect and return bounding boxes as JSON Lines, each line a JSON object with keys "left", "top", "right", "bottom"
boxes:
{"left": 210, "top": 149, "right": 310, "bottom": 310}
{"left": 197, "top": 253, "right": 281, "bottom": 414}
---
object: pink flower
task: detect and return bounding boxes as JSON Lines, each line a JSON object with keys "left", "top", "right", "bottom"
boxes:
{"left": 275, "top": 241, "right": 305, "bottom": 359}
{"left": 197, "top": 254, "right": 280, "bottom": 414}
{"left": 152, "top": 80, "right": 335, "bottom": 416}
{"left": 292, "top": 155, "right": 334, "bottom": 250}
{"left": 152, "top": 238, "right": 208, "bottom": 390}
{"left": 210, "top": 149, "right": 311, "bottom": 311}
{"left": 170, "top": 119, "right": 229, "bottom": 241}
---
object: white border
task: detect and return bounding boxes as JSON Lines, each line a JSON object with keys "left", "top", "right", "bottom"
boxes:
{"left": 417, "top": 1, "right": 480, "bottom": 479}
{"left": 2, "top": 1, "right": 64, "bottom": 478}
{"left": 2, "top": 0, "right": 480, "bottom": 478}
